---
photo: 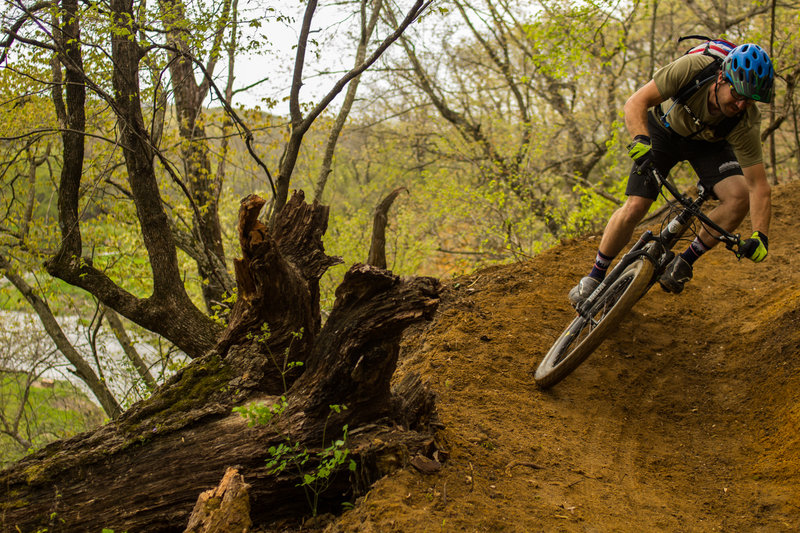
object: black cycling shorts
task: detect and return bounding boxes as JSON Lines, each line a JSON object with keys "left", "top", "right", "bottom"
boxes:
{"left": 625, "top": 111, "right": 743, "bottom": 200}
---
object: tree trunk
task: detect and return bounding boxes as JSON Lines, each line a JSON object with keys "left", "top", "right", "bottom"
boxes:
{"left": 157, "top": 0, "right": 234, "bottom": 312}
{"left": 0, "top": 192, "right": 441, "bottom": 532}
{"left": 44, "top": 0, "right": 223, "bottom": 359}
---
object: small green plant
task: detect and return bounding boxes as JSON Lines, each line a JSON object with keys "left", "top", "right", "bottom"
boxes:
{"left": 210, "top": 288, "right": 238, "bottom": 326}
{"left": 232, "top": 324, "right": 356, "bottom": 518}
{"left": 246, "top": 324, "right": 305, "bottom": 391}
{"left": 232, "top": 395, "right": 288, "bottom": 426}
{"left": 265, "top": 405, "right": 357, "bottom": 517}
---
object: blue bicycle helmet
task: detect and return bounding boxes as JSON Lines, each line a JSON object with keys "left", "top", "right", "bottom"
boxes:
{"left": 722, "top": 44, "right": 775, "bottom": 103}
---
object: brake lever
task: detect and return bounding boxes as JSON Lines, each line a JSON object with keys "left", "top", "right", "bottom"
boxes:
{"left": 724, "top": 234, "right": 744, "bottom": 258}
{"left": 724, "top": 237, "right": 740, "bottom": 251}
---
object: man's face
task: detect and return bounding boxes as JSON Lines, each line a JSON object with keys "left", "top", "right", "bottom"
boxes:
{"left": 718, "top": 77, "right": 754, "bottom": 117}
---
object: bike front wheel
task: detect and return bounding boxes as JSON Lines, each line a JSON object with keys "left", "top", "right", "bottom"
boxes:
{"left": 534, "top": 257, "right": 655, "bottom": 389}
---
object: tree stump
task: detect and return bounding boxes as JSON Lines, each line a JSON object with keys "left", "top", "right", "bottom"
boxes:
{"left": 184, "top": 468, "right": 251, "bottom": 533}
{"left": 0, "top": 191, "right": 441, "bottom": 532}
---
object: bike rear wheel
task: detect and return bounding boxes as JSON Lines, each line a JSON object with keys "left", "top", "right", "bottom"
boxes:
{"left": 534, "top": 257, "right": 655, "bottom": 389}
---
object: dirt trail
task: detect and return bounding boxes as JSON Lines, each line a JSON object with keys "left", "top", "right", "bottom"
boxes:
{"left": 329, "top": 180, "right": 800, "bottom": 532}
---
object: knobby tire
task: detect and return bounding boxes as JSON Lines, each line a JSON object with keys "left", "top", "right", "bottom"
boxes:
{"left": 535, "top": 257, "right": 655, "bottom": 388}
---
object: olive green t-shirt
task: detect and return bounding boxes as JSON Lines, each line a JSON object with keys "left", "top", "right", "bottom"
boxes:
{"left": 653, "top": 54, "right": 763, "bottom": 168}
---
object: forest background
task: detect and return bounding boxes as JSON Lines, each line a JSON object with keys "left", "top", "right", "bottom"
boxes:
{"left": 1, "top": 0, "right": 798, "bottom": 466}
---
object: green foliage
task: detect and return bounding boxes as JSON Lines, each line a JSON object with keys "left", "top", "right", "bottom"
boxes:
{"left": 233, "top": 395, "right": 288, "bottom": 427}
{"left": 0, "top": 372, "right": 105, "bottom": 466}
{"left": 237, "top": 403, "right": 358, "bottom": 518}
{"left": 210, "top": 287, "right": 238, "bottom": 327}
{"left": 233, "top": 393, "right": 356, "bottom": 517}
{"left": 263, "top": 406, "right": 356, "bottom": 518}
{"left": 232, "top": 320, "right": 355, "bottom": 517}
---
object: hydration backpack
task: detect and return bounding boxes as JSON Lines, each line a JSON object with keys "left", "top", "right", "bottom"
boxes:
{"left": 682, "top": 35, "right": 736, "bottom": 62}
{"left": 659, "top": 35, "right": 741, "bottom": 139}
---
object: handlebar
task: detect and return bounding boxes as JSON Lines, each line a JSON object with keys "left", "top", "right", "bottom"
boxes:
{"left": 646, "top": 165, "right": 746, "bottom": 256}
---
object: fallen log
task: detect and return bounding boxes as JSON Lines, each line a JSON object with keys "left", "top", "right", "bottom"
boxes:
{"left": 0, "top": 191, "right": 441, "bottom": 532}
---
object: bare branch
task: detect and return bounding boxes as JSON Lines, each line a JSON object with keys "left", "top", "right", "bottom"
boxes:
{"left": 0, "top": 0, "right": 54, "bottom": 62}
{"left": 0, "top": 254, "right": 122, "bottom": 417}
{"left": 313, "top": 0, "right": 384, "bottom": 201}
{"left": 299, "top": 0, "right": 433, "bottom": 134}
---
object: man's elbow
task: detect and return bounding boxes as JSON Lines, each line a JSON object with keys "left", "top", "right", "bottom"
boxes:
{"left": 623, "top": 94, "right": 639, "bottom": 117}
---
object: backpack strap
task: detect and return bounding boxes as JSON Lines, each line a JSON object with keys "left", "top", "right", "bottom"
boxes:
{"left": 672, "top": 61, "right": 719, "bottom": 103}
{"left": 659, "top": 60, "right": 741, "bottom": 139}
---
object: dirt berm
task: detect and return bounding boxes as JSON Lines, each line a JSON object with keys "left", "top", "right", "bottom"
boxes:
{"left": 329, "top": 180, "right": 800, "bottom": 532}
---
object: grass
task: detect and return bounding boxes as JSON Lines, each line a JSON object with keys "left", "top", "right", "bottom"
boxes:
{"left": 0, "top": 275, "right": 96, "bottom": 314}
{"left": 0, "top": 371, "right": 105, "bottom": 467}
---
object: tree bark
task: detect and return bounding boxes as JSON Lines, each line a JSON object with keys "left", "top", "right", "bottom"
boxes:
{"left": 157, "top": 0, "right": 234, "bottom": 311}
{"left": 0, "top": 192, "right": 441, "bottom": 532}
{"left": 44, "top": 0, "right": 223, "bottom": 358}
{"left": 184, "top": 467, "right": 251, "bottom": 533}
{"left": 367, "top": 187, "right": 407, "bottom": 269}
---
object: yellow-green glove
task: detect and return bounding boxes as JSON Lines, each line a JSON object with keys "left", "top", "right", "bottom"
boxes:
{"left": 626, "top": 135, "right": 653, "bottom": 173}
{"left": 738, "top": 231, "right": 768, "bottom": 262}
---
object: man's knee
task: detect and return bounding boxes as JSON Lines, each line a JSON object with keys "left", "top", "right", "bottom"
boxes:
{"left": 620, "top": 195, "right": 653, "bottom": 223}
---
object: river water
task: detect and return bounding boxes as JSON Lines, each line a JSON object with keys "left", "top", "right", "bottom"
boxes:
{"left": 0, "top": 310, "right": 184, "bottom": 409}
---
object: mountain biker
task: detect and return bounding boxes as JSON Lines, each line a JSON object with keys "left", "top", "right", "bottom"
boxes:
{"left": 569, "top": 43, "right": 775, "bottom": 306}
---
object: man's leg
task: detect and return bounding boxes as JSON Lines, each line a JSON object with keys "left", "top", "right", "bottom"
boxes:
{"left": 569, "top": 108, "right": 676, "bottom": 306}
{"left": 597, "top": 195, "right": 655, "bottom": 259}
{"left": 569, "top": 195, "right": 653, "bottom": 306}
{"left": 660, "top": 175, "right": 749, "bottom": 293}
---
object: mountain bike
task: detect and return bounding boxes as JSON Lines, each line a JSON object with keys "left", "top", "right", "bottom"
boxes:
{"left": 534, "top": 166, "right": 747, "bottom": 389}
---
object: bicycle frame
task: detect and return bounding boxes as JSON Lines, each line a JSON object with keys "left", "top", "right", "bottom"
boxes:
{"left": 575, "top": 166, "right": 742, "bottom": 318}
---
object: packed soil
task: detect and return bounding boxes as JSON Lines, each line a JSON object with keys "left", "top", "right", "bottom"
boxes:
{"left": 328, "top": 179, "right": 800, "bottom": 532}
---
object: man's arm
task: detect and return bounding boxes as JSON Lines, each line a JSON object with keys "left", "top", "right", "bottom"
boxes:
{"left": 623, "top": 80, "right": 665, "bottom": 137}
{"left": 742, "top": 162, "right": 772, "bottom": 236}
